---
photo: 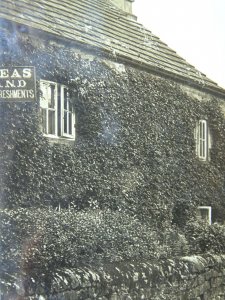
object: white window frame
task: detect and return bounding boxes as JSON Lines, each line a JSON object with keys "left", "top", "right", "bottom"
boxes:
{"left": 40, "top": 80, "right": 58, "bottom": 137}
{"left": 40, "top": 80, "right": 75, "bottom": 140}
{"left": 61, "top": 85, "right": 75, "bottom": 139}
{"left": 195, "top": 120, "right": 210, "bottom": 161}
{"left": 197, "top": 206, "right": 212, "bottom": 225}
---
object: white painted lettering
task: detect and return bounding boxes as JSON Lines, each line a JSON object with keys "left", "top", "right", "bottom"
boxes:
{"left": 11, "top": 69, "right": 21, "bottom": 78}
{"left": 18, "top": 80, "right": 26, "bottom": 88}
{"left": 23, "top": 68, "right": 32, "bottom": 78}
{"left": 5, "top": 80, "right": 16, "bottom": 88}
{"left": 0, "top": 69, "right": 9, "bottom": 78}
{"left": 29, "top": 90, "right": 34, "bottom": 98}
{"left": 0, "top": 89, "right": 35, "bottom": 99}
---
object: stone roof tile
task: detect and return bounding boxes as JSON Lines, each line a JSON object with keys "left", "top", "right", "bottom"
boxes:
{"left": 0, "top": 0, "right": 225, "bottom": 96}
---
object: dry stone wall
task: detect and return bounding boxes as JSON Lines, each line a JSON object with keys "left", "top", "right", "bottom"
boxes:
{"left": 3, "top": 255, "right": 225, "bottom": 300}
{"left": 49, "top": 255, "right": 225, "bottom": 300}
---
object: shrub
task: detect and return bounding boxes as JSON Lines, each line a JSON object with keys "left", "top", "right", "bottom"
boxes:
{"left": 184, "top": 218, "right": 225, "bottom": 254}
{"left": 0, "top": 209, "right": 189, "bottom": 269}
{"left": 0, "top": 208, "right": 191, "bottom": 293}
{"left": 0, "top": 209, "right": 159, "bottom": 278}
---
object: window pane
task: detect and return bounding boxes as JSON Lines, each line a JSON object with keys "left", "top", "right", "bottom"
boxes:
{"left": 69, "top": 99, "right": 72, "bottom": 112}
{"left": 202, "top": 122, "right": 205, "bottom": 139}
{"left": 48, "top": 110, "right": 55, "bottom": 134}
{"left": 198, "top": 120, "right": 207, "bottom": 159}
{"left": 200, "top": 139, "right": 205, "bottom": 158}
{"left": 41, "top": 108, "right": 47, "bottom": 134}
{"left": 69, "top": 112, "right": 72, "bottom": 135}
{"left": 202, "top": 141, "right": 205, "bottom": 158}
{"left": 64, "top": 111, "right": 68, "bottom": 134}
{"left": 199, "top": 122, "right": 202, "bottom": 139}
{"left": 40, "top": 86, "right": 48, "bottom": 108}
{"left": 49, "top": 84, "right": 55, "bottom": 108}
{"left": 200, "top": 141, "right": 203, "bottom": 157}
{"left": 64, "top": 88, "right": 69, "bottom": 110}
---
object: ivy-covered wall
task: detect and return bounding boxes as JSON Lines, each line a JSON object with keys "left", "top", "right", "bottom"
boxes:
{"left": 1, "top": 23, "right": 225, "bottom": 226}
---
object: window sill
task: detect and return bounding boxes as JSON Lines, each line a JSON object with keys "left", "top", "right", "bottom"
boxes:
{"left": 44, "top": 135, "right": 75, "bottom": 146}
{"left": 197, "top": 157, "right": 211, "bottom": 163}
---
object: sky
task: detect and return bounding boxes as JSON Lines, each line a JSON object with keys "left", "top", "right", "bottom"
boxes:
{"left": 133, "top": 0, "right": 225, "bottom": 89}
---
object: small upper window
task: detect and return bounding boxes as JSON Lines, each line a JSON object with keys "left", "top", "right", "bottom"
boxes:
{"left": 40, "top": 80, "right": 75, "bottom": 139}
{"left": 194, "top": 120, "right": 211, "bottom": 161}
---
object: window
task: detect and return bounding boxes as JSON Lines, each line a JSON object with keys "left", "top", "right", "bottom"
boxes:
{"left": 61, "top": 86, "right": 74, "bottom": 137}
{"left": 40, "top": 80, "right": 57, "bottom": 136}
{"left": 197, "top": 206, "right": 212, "bottom": 225}
{"left": 40, "top": 80, "right": 75, "bottom": 139}
{"left": 194, "top": 120, "right": 211, "bottom": 161}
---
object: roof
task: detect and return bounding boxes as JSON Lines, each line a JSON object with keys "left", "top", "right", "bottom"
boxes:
{"left": 0, "top": 0, "right": 225, "bottom": 96}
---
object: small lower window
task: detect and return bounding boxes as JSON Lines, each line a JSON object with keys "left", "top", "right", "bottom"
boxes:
{"left": 40, "top": 80, "right": 75, "bottom": 139}
{"left": 197, "top": 206, "right": 212, "bottom": 225}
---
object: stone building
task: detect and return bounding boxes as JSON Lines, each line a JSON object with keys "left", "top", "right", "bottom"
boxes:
{"left": 2, "top": 1, "right": 225, "bottom": 299}
{"left": 1, "top": 0, "right": 225, "bottom": 223}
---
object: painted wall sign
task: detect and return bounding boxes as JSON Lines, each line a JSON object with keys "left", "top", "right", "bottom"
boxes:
{"left": 0, "top": 66, "right": 36, "bottom": 102}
